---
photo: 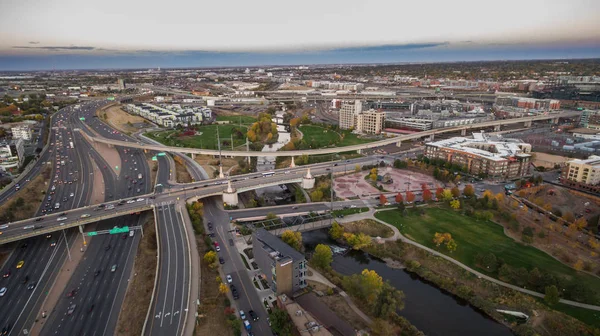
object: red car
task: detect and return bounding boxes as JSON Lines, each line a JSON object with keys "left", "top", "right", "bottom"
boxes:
{"left": 2, "top": 271, "right": 10, "bottom": 278}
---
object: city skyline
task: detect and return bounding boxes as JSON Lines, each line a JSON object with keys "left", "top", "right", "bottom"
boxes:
{"left": 1, "top": 0, "right": 599, "bottom": 70}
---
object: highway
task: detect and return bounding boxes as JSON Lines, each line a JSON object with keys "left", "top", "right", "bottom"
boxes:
{"left": 80, "top": 111, "right": 578, "bottom": 157}
{"left": 38, "top": 103, "right": 152, "bottom": 336}
{"left": 0, "top": 104, "right": 100, "bottom": 335}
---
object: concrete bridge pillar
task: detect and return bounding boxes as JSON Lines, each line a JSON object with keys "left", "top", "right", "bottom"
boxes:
{"left": 523, "top": 120, "right": 532, "bottom": 128}
{"left": 290, "top": 156, "right": 296, "bottom": 168}
{"left": 107, "top": 143, "right": 114, "bottom": 148}
{"left": 222, "top": 180, "right": 239, "bottom": 206}
{"left": 301, "top": 168, "right": 316, "bottom": 189}
{"left": 552, "top": 117, "right": 560, "bottom": 125}
{"left": 461, "top": 129, "right": 467, "bottom": 136}
{"left": 357, "top": 149, "right": 363, "bottom": 155}
{"left": 428, "top": 134, "right": 435, "bottom": 142}
{"left": 219, "top": 165, "right": 225, "bottom": 179}
{"left": 494, "top": 125, "right": 501, "bottom": 132}
{"left": 191, "top": 153, "right": 196, "bottom": 159}
{"left": 395, "top": 140, "right": 402, "bottom": 148}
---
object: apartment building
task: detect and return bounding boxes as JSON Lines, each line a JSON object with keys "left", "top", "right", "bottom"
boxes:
{"left": 253, "top": 229, "right": 307, "bottom": 296}
{"left": 563, "top": 156, "right": 600, "bottom": 185}
{"left": 495, "top": 97, "right": 561, "bottom": 110}
{"left": 338, "top": 100, "right": 385, "bottom": 134}
{"left": 10, "top": 125, "right": 32, "bottom": 141}
{"left": 0, "top": 139, "right": 25, "bottom": 171}
{"left": 424, "top": 132, "right": 532, "bottom": 179}
{"left": 125, "top": 103, "right": 211, "bottom": 127}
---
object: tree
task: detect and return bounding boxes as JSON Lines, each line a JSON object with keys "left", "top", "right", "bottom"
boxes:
{"left": 395, "top": 193, "right": 404, "bottom": 204}
{"left": 370, "top": 318, "right": 396, "bottom": 336}
{"left": 355, "top": 164, "right": 361, "bottom": 172}
{"left": 312, "top": 244, "right": 333, "bottom": 270}
{"left": 573, "top": 259, "right": 584, "bottom": 271}
{"left": 544, "top": 285, "right": 560, "bottom": 306}
{"left": 310, "top": 190, "right": 324, "bottom": 202}
{"left": 329, "top": 222, "right": 344, "bottom": 240}
{"left": 435, "top": 187, "right": 444, "bottom": 200}
{"left": 450, "top": 199, "right": 461, "bottom": 209}
{"left": 463, "top": 184, "right": 475, "bottom": 197}
{"left": 451, "top": 186, "right": 460, "bottom": 198}
{"left": 446, "top": 239, "right": 458, "bottom": 253}
{"left": 441, "top": 189, "right": 454, "bottom": 201}
{"left": 373, "top": 283, "right": 405, "bottom": 318}
{"left": 343, "top": 269, "right": 384, "bottom": 304}
{"left": 562, "top": 211, "right": 575, "bottom": 223}
{"left": 370, "top": 167, "right": 378, "bottom": 181}
{"left": 433, "top": 232, "right": 452, "bottom": 247}
{"left": 219, "top": 283, "right": 229, "bottom": 295}
{"left": 379, "top": 194, "right": 388, "bottom": 205}
{"left": 281, "top": 230, "right": 302, "bottom": 251}
{"left": 203, "top": 251, "right": 217, "bottom": 264}
{"left": 405, "top": 191, "right": 415, "bottom": 203}
{"left": 574, "top": 217, "right": 587, "bottom": 230}
{"left": 528, "top": 268, "right": 542, "bottom": 287}
{"left": 266, "top": 212, "right": 278, "bottom": 220}
{"left": 269, "top": 309, "right": 294, "bottom": 336}
{"left": 345, "top": 232, "right": 371, "bottom": 250}
{"left": 422, "top": 189, "right": 433, "bottom": 202}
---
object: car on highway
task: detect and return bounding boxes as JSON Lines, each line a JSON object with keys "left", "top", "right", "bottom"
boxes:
{"left": 106, "top": 205, "right": 115, "bottom": 210}
{"left": 67, "top": 304, "right": 77, "bottom": 315}
{"left": 248, "top": 310, "right": 259, "bottom": 321}
{"left": 111, "top": 264, "right": 117, "bottom": 272}
{"left": 21, "top": 275, "right": 29, "bottom": 284}
{"left": 16, "top": 261, "right": 24, "bottom": 269}
{"left": 27, "top": 282, "right": 36, "bottom": 290}
{"left": 136, "top": 198, "right": 144, "bottom": 202}
{"left": 50, "top": 241, "right": 56, "bottom": 247}
{"left": 219, "top": 257, "right": 225, "bottom": 264}
{"left": 0, "top": 287, "right": 6, "bottom": 297}
{"left": 45, "top": 234, "right": 52, "bottom": 239}
{"left": 57, "top": 217, "right": 67, "bottom": 221}
{"left": 126, "top": 200, "right": 135, "bottom": 204}
{"left": 105, "top": 245, "right": 111, "bottom": 251}
{"left": 239, "top": 310, "right": 246, "bottom": 320}
{"left": 23, "top": 225, "right": 34, "bottom": 230}
{"left": 80, "top": 214, "right": 90, "bottom": 218}
{"left": 94, "top": 270, "right": 101, "bottom": 277}
{"left": 226, "top": 275, "right": 232, "bottom": 283}
{"left": 230, "top": 285, "right": 239, "bottom": 299}
{"left": 2, "top": 271, "right": 9, "bottom": 278}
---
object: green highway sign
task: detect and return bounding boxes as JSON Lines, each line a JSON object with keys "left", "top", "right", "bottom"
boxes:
{"left": 157, "top": 152, "right": 166, "bottom": 157}
{"left": 79, "top": 117, "right": 86, "bottom": 121}
{"left": 109, "top": 226, "right": 129, "bottom": 234}
{"left": 87, "top": 232, "right": 98, "bottom": 237}
{"left": 115, "top": 166, "right": 119, "bottom": 170}
{"left": 152, "top": 156, "right": 157, "bottom": 161}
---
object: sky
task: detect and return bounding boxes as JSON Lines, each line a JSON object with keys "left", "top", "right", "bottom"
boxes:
{"left": 1, "top": 0, "right": 599, "bottom": 70}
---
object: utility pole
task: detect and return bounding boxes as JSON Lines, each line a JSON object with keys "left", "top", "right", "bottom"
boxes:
{"left": 62, "top": 230, "right": 72, "bottom": 261}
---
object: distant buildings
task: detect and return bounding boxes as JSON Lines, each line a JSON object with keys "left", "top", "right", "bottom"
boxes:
{"left": 0, "top": 139, "right": 25, "bottom": 171}
{"left": 276, "top": 294, "right": 333, "bottom": 336}
{"left": 306, "top": 81, "right": 364, "bottom": 91}
{"left": 10, "top": 125, "right": 32, "bottom": 141}
{"left": 338, "top": 100, "right": 385, "bottom": 134}
{"left": 563, "top": 156, "right": 600, "bottom": 185}
{"left": 252, "top": 229, "right": 307, "bottom": 296}
{"left": 125, "top": 103, "right": 212, "bottom": 128}
{"left": 495, "top": 97, "right": 560, "bottom": 110}
{"left": 117, "top": 78, "right": 126, "bottom": 91}
{"left": 424, "top": 132, "right": 532, "bottom": 179}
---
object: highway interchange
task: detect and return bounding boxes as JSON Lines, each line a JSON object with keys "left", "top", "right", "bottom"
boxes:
{"left": 0, "top": 98, "right": 554, "bottom": 336}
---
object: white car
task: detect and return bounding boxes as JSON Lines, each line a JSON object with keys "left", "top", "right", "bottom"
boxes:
{"left": 0, "top": 287, "right": 6, "bottom": 296}
{"left": 57, "top": 217, "right": 67, "bottom": 221}
{"left": 226, "top": 275, "right": 233, "bottom": 284}
{"left": 126, "top": 200, "right": 135, "bottom": 204}
{"left": 136, "top": 198, "right": 145, "bottom": 202}
{"left": 239, "top": 310, "right": 246, "bottom": 320}
{"left": 70, "top": 193, "right": 74, "bottom": 197}
{"left": 80, "top": 214, "right": 91, "bottom": 218}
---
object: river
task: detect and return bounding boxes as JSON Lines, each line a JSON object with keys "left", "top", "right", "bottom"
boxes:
{"left": 303, "top": 229, "right": 513, "bottom": 336}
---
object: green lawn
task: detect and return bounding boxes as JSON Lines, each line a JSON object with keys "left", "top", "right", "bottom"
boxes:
{"left": 146, "top": 124, "right": 247, "bottom": 150}
{"left": 333, "top": 207, "right": 370, "bottom": 217}
{"left": 375, "top": 207, "right": 600, "bottom": 305}
{"left": 299, "top": 125, "right": 375, "bottom": 148}
{"left": 216, "top": 115, "right": 256, "bottom": 125}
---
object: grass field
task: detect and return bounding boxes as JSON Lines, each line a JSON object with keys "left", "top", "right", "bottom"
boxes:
{"left": 299, "top": 125, "right": 375, "bottom": 147}
{"left": 146, "top": 124, "right": 247, "bottom": 150}
{"left": 333, "top": 207, "right": 369, "bottom": 217}
{"left": 216, "top": 115, "right": 256, "bottom": 125}
{"left": 375, "top": 207, "right": 600, "bottom": 305}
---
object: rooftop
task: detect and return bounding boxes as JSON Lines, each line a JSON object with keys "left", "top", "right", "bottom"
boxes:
{"left": 278, "top": 295, "right": 333, "bottom": 336}
{"left": 568, "top": 155, "right": 600, "bottom": 167}
{"left": 254, "top": 228, "right": 305, "bottom": 262}
{"left": 427, "top": 132, "right": 531, "bottom": 161}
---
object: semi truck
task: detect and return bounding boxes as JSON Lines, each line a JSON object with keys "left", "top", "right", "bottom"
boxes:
{"left": 69, "top": 141, "right": 74, "bottom": 149}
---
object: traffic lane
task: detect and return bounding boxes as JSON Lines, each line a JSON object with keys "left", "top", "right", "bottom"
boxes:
{"left": 205, "top": 200, "right": 270, "bottom": 335}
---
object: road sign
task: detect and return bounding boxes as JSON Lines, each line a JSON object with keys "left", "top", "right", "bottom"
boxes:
{"left": 79, "top": 117, "right": 85, "bottom": 121}
{"left": 87, "top": 232, "right": 98, "bottom": 237}
{"left": 152, "top": 156, "right": 157, "bottom": 161}
{"left": 109, "top": 226, "right": 129, "bottom": 234}
{"left": 115, "top": 166, "right": 119, "bottom": 170}
{"left": 157, "top": 152, "right": 166, "bottom": 157}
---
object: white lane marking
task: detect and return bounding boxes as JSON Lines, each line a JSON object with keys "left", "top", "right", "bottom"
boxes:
{"left": 159, "top": 206, "right": 172, "bottom": 328}
{"left": 167, "top": 205, "right": 179, "bottom": 325}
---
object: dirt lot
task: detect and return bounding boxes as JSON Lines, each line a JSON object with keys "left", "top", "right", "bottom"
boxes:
{"left": 0, "top": 166, "right": 50, "bottom": 223}
{"left": 193, "top": 155, "right": 239, "bottom": 178}
{"left": 99, "top": 104, "right": 148, "bottom": 134}
{"left": 115, "top": 215, "right": 157, "bottom": 336}
{"left": 518, "top": 184, "right": 600, "bottom": 221}
{"left": 173, "top": 156, "right": 193, "bottom": 183}
{"left": 531, "top": 152, "right": 570, "bottom": 169}
{"left": 342, "top": 219, "right": 394, "bottom": 238}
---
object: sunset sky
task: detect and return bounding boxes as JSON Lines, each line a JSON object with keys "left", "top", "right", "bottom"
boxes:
{"left": 1, "top": 0, "right": 599, "bottom": 70}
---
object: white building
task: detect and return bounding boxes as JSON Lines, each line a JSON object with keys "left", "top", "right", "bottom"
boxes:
{"left": 0, "top": 139, "right": 25, "bottom": 171}
{"left": 11, "top": 125, "right": 32, "bottom": 141}
{"left": 125, "top": 103, "right": 211, "bottom": 127}
{"left": 339, "top": 100, "right": 385, "bottom": 134}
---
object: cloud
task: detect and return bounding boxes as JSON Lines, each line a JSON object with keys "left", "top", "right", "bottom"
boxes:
{"left": 329, "top": 42, "right": 450, "bottom": 53}
{"left": 12, "top": 45, "right": 95, "bottom": 51}
{"left": 28, "top": 41, "right": 40, "bottom": 45}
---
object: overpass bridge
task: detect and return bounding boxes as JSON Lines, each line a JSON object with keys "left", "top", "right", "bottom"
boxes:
{"left": 80, "top": 112, "right": 579, "bottom": 158}
{"left": 0, "top": 169, "right": 316, "bottom": 245}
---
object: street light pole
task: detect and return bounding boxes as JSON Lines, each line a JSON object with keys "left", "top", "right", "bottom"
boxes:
{"left": 62, "top": 229, "right": 72, "bottom": 261}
